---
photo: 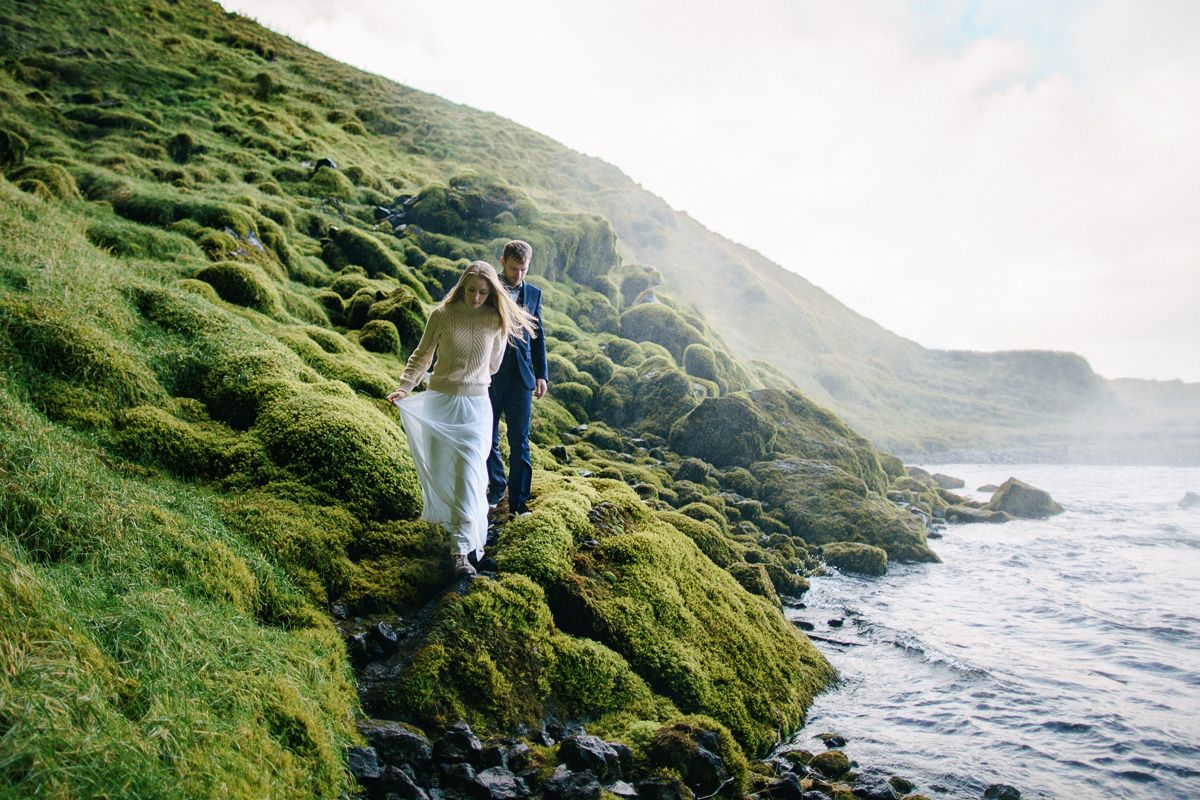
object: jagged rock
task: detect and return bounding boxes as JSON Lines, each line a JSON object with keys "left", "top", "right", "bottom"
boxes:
{"left": 471, "top": 766, "right": 530, "bottom": 800}
{"left": 930, "top": 473, "right": 965, "bottom": 490}
{"left": 434, "top": 721, "right": 484, "bottom": 765}
{"left": 607, "top": 779, "right": 638, "bottom": 797}
{"left": 1179, "top": 491, "right": 1200, "bottom": 509}
{"left": 347, "top": 746, "right": 381, "bottom": 782}
{"left": 944, "top": 505, "right": 1012, "bottom": 524}
{"left": 558, "top": 735, "right": 621, "bottom": 783}
{"left": 984, "top": 784, "right": 1021, "bottom": 800}
{"left": 542, "top": 766, "right": 601, "bottom": 800}
{"left": 987, "top": 479, "right": 1063, "bottom": 518}
{"left": 358, "top": 719, "right": 433, "bottom": 768}
{"left": 378, "top": 765, "right": 430, "bottom": 800}
{"left": 439, "top": 760, "right": 478, "bottom": 789}
{"left": 816, "top": 733, "right": 847, "bottom": 748}
{"left": 809, "top": 749, "right": 851, "bottom": 779}
{"left": 648, "top": 724, "right": 728, "bottom": 796}
{"left": 763, "top": 772, "right": 806, "bottom": 799}
{"left": 851, "top": 766, "right": 898, "bottom": 799}
{"left": 609, "top": 741, "right": 634, "bottom": 777}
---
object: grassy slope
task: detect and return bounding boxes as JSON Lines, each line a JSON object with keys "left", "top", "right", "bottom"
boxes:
{"left": 0, "top": 1, "right": 949, "bottom": 796}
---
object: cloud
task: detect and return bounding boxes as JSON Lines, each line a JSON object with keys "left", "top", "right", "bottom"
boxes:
{"left": 221, "top": 0, "right": 1200, "bottom": 381}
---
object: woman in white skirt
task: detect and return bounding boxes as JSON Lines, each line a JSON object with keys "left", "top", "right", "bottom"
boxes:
{"left": 387, "top": 261, "right": 535, "bottom": 577}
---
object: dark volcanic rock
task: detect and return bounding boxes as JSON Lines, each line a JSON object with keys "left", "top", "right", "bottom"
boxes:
{"left": 763, "top": 772, "right": 806, "bottom": 799}
{"left": 558, "top": 735, "right": 621, "bottom": 783}
{"left": 377, "top": 765, "right": 430, "bottom": 800}
{"left": 851, "top": 766, "right": 898, "bottom": 799}
{"left": 984, "top": 784, "right": 1021, "bottom": 800}
{"left": 471, "top": 766, "right": 530, "bottom": 800}
{"left": 347, "top": 746, "right": 381, "bottom": 782}
{"left": 816, "top": 733, "right": 848, "bottom": 749}
{"left": 635, "top": 776, "right": 692, "bottom": 800}
{"left": 987, "top": 478, "right": 1063, "bottom": 518}
{"left": 357, "top": 719, "right": 433, "bottom": 768}
{"left": 435, "top": 721, "right": 484, "bottom": 765}
{"left": 542, "top": 766, "right": 601, "bottom": 800}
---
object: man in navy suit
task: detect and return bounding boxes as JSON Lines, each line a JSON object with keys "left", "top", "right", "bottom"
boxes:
{"left": 487, "top": 240, "right": 547, "bottom": 516}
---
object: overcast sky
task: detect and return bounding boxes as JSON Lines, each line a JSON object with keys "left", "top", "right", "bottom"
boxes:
{"left": 219, "top": 0, "right": 1199, "bottom": 382}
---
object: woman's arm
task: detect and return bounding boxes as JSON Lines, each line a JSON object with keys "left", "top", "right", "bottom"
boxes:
{"left": 390, "top": 308, "right": 441, "bottom": 398}
{"left": 488, "top": 327, "right": 506, "bottom": 375}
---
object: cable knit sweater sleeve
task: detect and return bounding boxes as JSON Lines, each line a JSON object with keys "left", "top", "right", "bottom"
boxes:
{"left": 488, "top": 329, "right": 505, "bottom": 375}
{"left": 395, "top": 306, "right": 442, "bottom": 393}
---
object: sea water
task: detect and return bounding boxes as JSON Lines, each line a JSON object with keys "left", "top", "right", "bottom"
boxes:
{"left": 786, "top": 465, "right": 1200, "bottom": 799}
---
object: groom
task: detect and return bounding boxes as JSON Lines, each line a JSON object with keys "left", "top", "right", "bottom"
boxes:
{"left": 487, "top": 240, "right": 547, "bottom": 517}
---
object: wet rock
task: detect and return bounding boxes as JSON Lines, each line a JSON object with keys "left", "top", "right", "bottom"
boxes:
{"left": 945, "top": 505, "right": 1012, "bottom": 524}
{"left": 542, "top": 765, "right": 601, "bottom": 800}
{"left": 609, "top": 741, "right": 634, "bottom": 776}
{"left": 348, "top": 746, "right": 381, "bottom": 782}
{"left": 1179, "top": 491, "right": 1200, "bottom": 509}
{"left": 851, "top": 766, "right": 898, "bottom": 799}
{"left": 358, "top": 719, "right": 433, "bottom": 768}
{"left": 763, "top": 772, "right": 806, "bottom": 799}
{"left": 977, "top": 484, "right": 1000, "bottom": 493}
{"left": 816, "top": 733, "right": 847, "bottom": 749}
{"left": 887, "top": 776, "right": 915, "bottom": 795}
{"left": 377, "top": 764, "right": 430, "bottom": 800}
{"left": 822, "top": 542, "right": 888, "bottom": 576}
{"left": 827, "top": 618, "right": 844, "bottom": 628}
{"left": 439, "top": 759, "right": 477, "bottom": 788}
{"left": 931, "top": 473, "right": 965, "bottom": 490}
{"left": 558, "top": 735, "right": 621, "bottom": 783}
{"left": 987, "top": 478, "right": 1063, "bottom": 518}
{"left": 435, "top": 721, "right": 484, "bottom": 766}
{"left": 471, "top": 766, "right": 530, "bottom": 800}
{"left": 983, "top": 784, "right": 1020, "bottom": 800}
{"left": 329, "top": 600, "right": 349, "bottom": 619}
{"left": 809, "top": 749, "right": 851, "bottom": 779}
{"left": 793, "top": 619, "right": 815, "bottom": 632}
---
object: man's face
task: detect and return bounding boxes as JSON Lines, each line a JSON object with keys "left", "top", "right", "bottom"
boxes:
{"left": 501, "top": 256, "right": 529, "bottom": 286}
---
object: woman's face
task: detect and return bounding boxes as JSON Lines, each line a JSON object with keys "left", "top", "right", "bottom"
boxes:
{"left": 463, "top": 275, "right": 491, "bottom": 308}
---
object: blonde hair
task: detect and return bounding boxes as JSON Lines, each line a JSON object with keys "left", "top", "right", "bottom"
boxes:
{"left": 442, "top": 260, "right": 536, "bottom": 342}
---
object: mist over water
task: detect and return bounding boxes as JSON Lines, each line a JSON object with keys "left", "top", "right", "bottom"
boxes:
{"left": 785, "top": 465, "right": 1200, "bottom": 799}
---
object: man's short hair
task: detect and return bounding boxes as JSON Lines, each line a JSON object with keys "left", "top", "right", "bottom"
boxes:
{"left": 502, "top": 240, "right": 533, "bottom": 264}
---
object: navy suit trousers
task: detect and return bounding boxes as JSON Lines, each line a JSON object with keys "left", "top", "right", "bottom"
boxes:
{"left": 487, "top": 375, "right": 533, "bottom": 512}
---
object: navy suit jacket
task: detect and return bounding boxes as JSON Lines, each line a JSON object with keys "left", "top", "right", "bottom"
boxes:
{"left": 495, "top": 281, "right": 547, "bottom": 391}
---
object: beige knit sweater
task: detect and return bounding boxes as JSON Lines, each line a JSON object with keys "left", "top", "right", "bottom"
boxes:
{"left": 395, "top": 302, "right": 505, "bottom": 396}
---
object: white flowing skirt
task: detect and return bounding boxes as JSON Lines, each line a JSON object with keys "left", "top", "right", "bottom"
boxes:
{"left": 395, "top": 390, "right": 491, "bottom": 556}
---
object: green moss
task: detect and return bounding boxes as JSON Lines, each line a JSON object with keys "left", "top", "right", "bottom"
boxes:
{"left": 554, "top": 381, "right": 594, "bottom": 421}
{"left": 620, "top": 303, "right": 704, "bottom": 361}
{"left": 669, "top": 395, "right": 777, "bottom": 468}
{"left": 754, "top": 459, "right": 937, "bottom": 563}
{"left": 0, "top": 128, "right": 29, "bottom": 168}
{"left": 88, "top": 216, "right": 205, "bottom": 261}
{"left": 195, "top": 261, "right": 283, "bottom": 316}
{"left": 366, "top": 287, "right": 426, "bottom": 351}
{"left": 548, "top": 634, "right": 677, "bottom": 722}
{"left": 247, "top": 385, "right": 421, "bottom": 519}
{"left": 358, "top": 319, "right": 400, "bottom": 354}
{"left": 110, "top": 402, "right": 241, "bottom": 479}
{"left": 821, "top": 541, "right": 888, "bottom": 576}
{"left": 646, "top": 717, "right": 749, "bottom": 797}
{"left": 306, "top": 165, "right": 356, "bottom": 200}
{"left": 656, "top": 511, "right": 739, "bottom": 568}
{"left": 9, "top": 163, "right": 80, "bottom": 200}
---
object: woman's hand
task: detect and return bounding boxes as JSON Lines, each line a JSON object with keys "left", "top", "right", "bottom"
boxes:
{"left": 387, "top": 389, "right": 408, "bottom": 404}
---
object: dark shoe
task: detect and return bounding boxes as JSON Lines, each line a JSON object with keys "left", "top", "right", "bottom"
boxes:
{"left": 452, "top": 554, "right": 476, "bottom": 578}
{"left": 486, "top": 486, "right": 505, "bottom": 507}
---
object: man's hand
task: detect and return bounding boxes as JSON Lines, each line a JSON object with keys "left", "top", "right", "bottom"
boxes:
{"left": 534, "top": 378, "right": 548, "bottom": 399}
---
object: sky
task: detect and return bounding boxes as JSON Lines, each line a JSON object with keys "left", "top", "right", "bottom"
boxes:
{"left": 218, "top": 0, "right": 1200, "bottom": 382}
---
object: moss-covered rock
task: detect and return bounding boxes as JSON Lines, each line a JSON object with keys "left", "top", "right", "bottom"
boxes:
{"left": 669, "top": 395, "right": 777, "bottom": 468}
{"left": 753, "top": 459, "right": 938, "bottom": 563}
{"left": 10, "top": 162, "right": 80, "bottom": 200}
{"left": 821, "top": 542, "right": 888, "bottom": 576}
{"left": 620, "top": 302, "right": 704, "bottom": 361}
{"left": 987, "top": 478, "right": 1064, "bottom": 518}
{"left": 646, "top": 717, "right": 749, "bottom": 797}
{"left": 195, "top": 261, "right": 283, "bottom": 316}
{"left": 358, "top": 319, "right": 400, "bottom": 354}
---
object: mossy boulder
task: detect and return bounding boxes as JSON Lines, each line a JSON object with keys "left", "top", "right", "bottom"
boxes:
{"left": 594, "top": 360, "right": 701, "bottom": 438}
{"left": 366, "top": 288, "right": 426, "bottom": 351}
{"left": 669, "top": 395, "right": 777, "bottom": 468}
{"left": 195, "top": 261, "right": 283, "bottom": 316}
{"left": 620, "top": 302, "right": 704, "bottom": 361}
{"left": 10, "top": 163, "right": 80, "bottom": 200}
{"left": 987, "top": 478, "right": 1064, "bottom": 518}
{"left": 250, "top": 385, "right": 422, "bottom": 520}
{"left": 307, "top": 165, "right": 356, "bottom": 200}
{"left": 727, "top": 562, "right": 780, "bottom": 605}
{"left": 358, "top": 319, "right": 400, "bottom": 354}
{"left": 753, "top": 459, "right": 938, "bottom": 563}
{"left": 657, "top": 511, "right": 739, "bottom": 568}
{"left": 809, "top": 748, "right": 851, "bottom": 779}
{"left": 821, "top": 542, "right": 888, "bottom": 576}
{"left": 646, "top": 717, "right": 749, "bottom": 797}
{"left": 0, "top": 128, "right": 29, "bottom": 168}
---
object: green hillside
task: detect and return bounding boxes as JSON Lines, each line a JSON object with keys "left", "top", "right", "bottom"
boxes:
{"left": 0, "top": 1, "right": 970, "bottom": 796}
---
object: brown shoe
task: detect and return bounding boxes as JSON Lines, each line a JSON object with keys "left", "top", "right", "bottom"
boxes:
{"left": 452, "top": 554, "right": 476, "bottom": 578}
